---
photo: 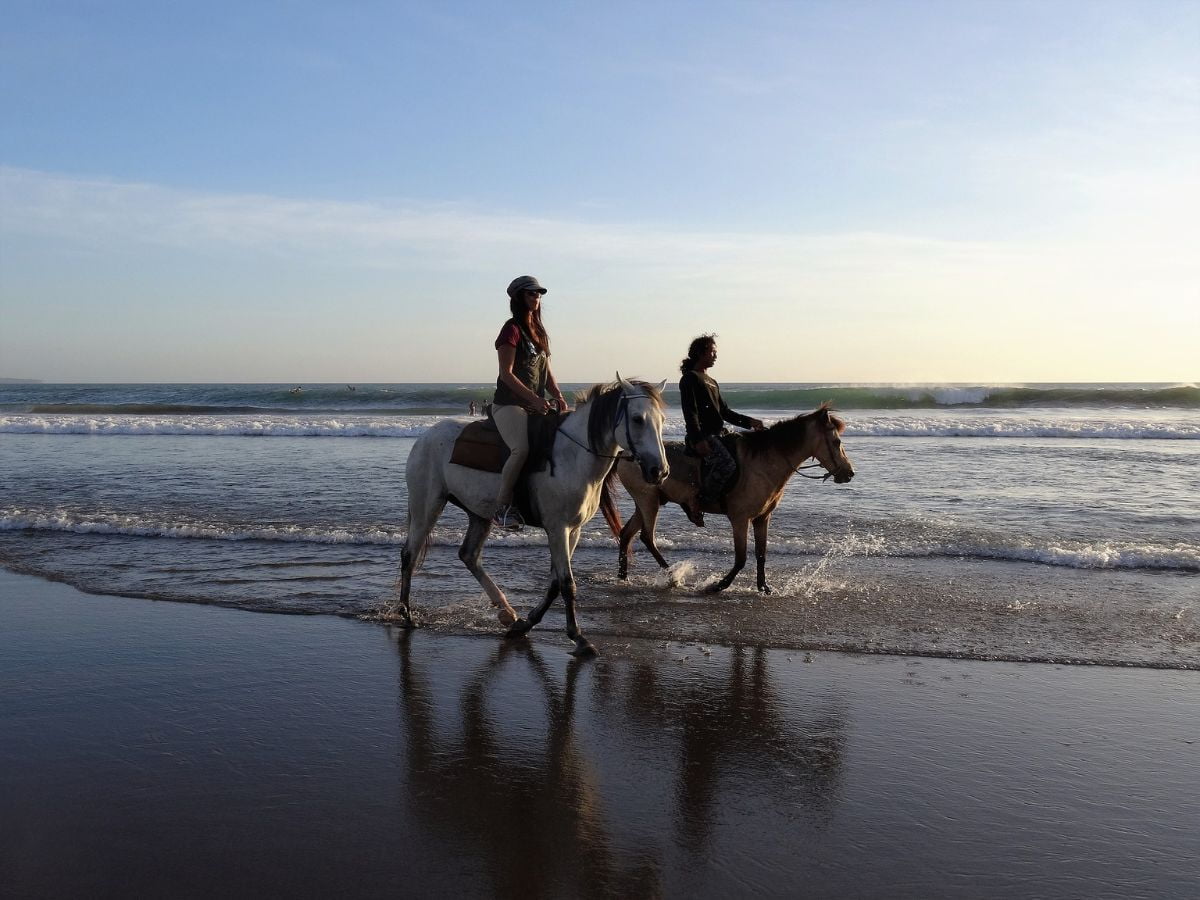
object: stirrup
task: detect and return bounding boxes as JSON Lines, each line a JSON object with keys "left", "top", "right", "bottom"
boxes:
{"left": 491, "top": 505, "right": 524, "bottom": 530}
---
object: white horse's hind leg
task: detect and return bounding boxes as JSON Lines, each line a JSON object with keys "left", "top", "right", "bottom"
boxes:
{"left": 394, "top": 484, "right": 446, "bottom": 626}
{"left": 458, "top": 512, "right": 519, "bottom": 627}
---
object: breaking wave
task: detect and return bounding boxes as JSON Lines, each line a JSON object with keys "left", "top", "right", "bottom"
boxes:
{"left": 2, "top": 413, "right": 1197, "bottom": 440}
{"left": 4, "top": 508, "right": 1197, "bottom": 572}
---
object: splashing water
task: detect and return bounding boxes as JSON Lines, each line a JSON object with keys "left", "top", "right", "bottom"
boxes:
{"left": 657, "top": 561, "right": 695, "bottom": 589}
{"left": 788, "top": 529, "right": 881, "bottom": 599}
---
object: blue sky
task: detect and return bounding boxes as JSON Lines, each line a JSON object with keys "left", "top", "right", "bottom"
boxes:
{"left": 2, "top": 0, "right": 1197, "bottom": 382}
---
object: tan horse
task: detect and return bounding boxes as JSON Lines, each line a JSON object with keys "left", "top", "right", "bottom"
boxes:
{"left": 608, "top": 404, "right": 854, "bottom": 594}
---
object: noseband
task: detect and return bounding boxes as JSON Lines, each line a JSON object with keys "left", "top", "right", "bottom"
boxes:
{"left": 556, "top": 391, "right": 655, "bottom": 464}
{"left": 611, "top": 392, "right": 651, "bottom": 465}
{"left": 793, "top": 421, "right": 845, "bottom": 481}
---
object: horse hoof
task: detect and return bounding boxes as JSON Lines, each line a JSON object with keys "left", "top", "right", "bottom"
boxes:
{"left": 496, "top": 606, "right": 518, "bottom": 628}
{"left": 759, "top": 585, "right": 772, "bottom": 595}
{"left": 505, "top": 619, "right": 532, "bottom": 639}
{"left": 571, "top": 641, "right": 599, "bottom": 658}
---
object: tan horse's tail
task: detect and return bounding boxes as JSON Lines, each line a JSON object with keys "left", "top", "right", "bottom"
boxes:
{"left": 599, "top": 466, "right": 624, "bottom": 538}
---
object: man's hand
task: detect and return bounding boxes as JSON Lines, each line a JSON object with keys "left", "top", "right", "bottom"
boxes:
{"left": 750, "top": 418, "right": 765, "bottom": 431}
{"left": 695, "top": 439, "right": 711, "bottom": 457}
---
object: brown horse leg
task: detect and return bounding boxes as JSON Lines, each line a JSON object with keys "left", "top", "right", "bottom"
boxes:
{"left": 637, "top": 500, "right": 670, "bottom": 570}
{"left": 710, "top": 516, "right": 749, "bottom": 592}
{"left": 753, "top": 513, "right": 772, "bottom": 594}
{"left": 617, "top": 508, "right": 644, "bottom": 579}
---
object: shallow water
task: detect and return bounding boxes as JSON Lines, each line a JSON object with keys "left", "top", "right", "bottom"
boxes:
{"left": 2, "top": 397, "right": 1197, "bottom": 668}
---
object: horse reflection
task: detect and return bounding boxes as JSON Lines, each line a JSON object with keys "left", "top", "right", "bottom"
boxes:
{"left": 597, "top": 645, "right": 845, "bottom": 848}
{"left": 396, "top": 633, "right": 651, "bottom": 898}
{"left": 393, "top": 633, "right": 846, "bottom": 895}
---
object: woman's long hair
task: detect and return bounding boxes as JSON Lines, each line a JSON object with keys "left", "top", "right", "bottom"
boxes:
{"left": 679, "top": 333, "right": 716, "bottom": 374}
{"left": 508, "top": 294, "right": 550, "bottom": 353}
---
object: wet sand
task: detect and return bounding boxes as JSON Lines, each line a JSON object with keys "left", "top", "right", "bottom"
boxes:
{"left": 2, "top": 569, "right": 1197, "bottom": 899}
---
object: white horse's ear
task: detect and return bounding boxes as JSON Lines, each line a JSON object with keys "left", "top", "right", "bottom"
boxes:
{"left": 616, "top": 371, "right": 632, "bottom": 390}
{"left": 655, "top": 379, "right": 667, "bottom": 392}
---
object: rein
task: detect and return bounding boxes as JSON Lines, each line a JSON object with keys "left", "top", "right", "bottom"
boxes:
{"left": 787, "top": 420, "right": 843, "bottom": 481}
{"left": 556, "top": 392, "right": 648, "bottom": 462}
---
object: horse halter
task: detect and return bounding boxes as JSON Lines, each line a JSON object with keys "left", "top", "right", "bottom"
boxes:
{"left": 555, "top": 391, "right": 654, "bottom": 463}
{"left": 792, "top": 420, "right": 844, "bottom": 481}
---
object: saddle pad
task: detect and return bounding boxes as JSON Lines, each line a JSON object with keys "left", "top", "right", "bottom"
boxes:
{"left": 664, "top": 442, "right": 700, "bottom": 486}
{"left": 448, "top": 412, "right": 564, "bottom": 475}
{"left": 664, "top": 436, "right": 741, "bottom": 497}
{"left": 449, "top": 420, "right": 507, "bottom": 473}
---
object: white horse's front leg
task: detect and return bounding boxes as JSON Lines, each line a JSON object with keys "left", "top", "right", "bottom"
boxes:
{"left": 560, "top": 526, "right": 596, "bottom": 656}
{"left": 507, "top": 526, "right": 595, "bottom": 655}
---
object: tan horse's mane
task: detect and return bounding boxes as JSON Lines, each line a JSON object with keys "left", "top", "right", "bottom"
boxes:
{"left": 739, "top": 402, "right": 846, "bottom": 459}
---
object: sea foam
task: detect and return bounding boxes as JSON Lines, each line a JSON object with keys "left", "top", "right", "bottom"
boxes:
{"left": 4, "top": 508, "right": 1196, "bottom": 571}
{"left": 2, "top": 413, "right": 1197, "bottom": 440}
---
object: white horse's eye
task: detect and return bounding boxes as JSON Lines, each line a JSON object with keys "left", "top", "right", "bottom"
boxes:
{"left": 633, "top": 415, "right": 645, "bottom": 425}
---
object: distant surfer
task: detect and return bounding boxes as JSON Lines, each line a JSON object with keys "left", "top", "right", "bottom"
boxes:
{"left": 290, "top": 386, "right": 303, "bottom": 394}
{"left": 469, "top": 400, "right": 477, "bottom": 416}
{"left": 347, "top": 385, "right": 356, "bottom": 392}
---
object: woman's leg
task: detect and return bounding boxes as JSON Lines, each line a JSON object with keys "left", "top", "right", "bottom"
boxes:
{"left": 492, "top": 404, "right": 530, "bottom": 507}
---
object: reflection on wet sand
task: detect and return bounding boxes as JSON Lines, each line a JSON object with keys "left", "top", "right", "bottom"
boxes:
{"left": 394, "top": 632, "right": 846, "bottom": 897}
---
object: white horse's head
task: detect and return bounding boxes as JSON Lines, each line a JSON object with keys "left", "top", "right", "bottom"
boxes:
{"left": 612, "top": 373, "right": 670, "bottom": 485}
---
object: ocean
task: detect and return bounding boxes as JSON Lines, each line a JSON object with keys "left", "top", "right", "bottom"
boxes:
{"left": 2, "top": 382, "right": 1196, "bottom": 668}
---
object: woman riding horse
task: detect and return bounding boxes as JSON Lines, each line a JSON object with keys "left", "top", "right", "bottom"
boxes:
{"left": 492, "top": 275, "right": 571, "bottom": 530}
{"left": 396, "top": 376, "right": 669, "bottom": 656}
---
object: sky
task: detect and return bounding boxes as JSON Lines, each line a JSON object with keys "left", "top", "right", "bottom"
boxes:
{"left": 1, "top": 0, "right": 1197, "bottom": 383}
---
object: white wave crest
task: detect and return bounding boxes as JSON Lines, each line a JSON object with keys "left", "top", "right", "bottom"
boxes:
{"left": 2, "top": 411, "right": 1198, "bottom": 440}
{"left": 3, "top": 508, "right": 1195, "bottom": 572}
{"left": 0, "top": 510, "right": 406, "bottom": 544}
{"left": 843, "top": 415, "right": 1200, "bottom": 440}
{"left": 0, "top": 414, "right": 434, "bottom": 438}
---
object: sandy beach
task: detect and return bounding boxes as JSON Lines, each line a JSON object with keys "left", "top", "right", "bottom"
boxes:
{"left": 2, "top": 567, "right": 1197, "bottom": 898}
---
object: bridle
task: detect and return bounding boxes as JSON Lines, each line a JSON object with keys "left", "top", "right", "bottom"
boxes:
{"left": 555, "top": 391, "right": 656, "bottom": 465}
{"left": 790, "top": 420, "right": 846, "bottom": 481}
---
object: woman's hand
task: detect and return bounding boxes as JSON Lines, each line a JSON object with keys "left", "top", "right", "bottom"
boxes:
{"left": 553, "top": 393, "right": 570, "bottom": 412}
{"left": 694, "top": 439, "right": 711, "bottom": 457}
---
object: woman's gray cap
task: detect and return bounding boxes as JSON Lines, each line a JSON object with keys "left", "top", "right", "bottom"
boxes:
{"left": 507, "top": 275, "right": 548, "bottom": 297}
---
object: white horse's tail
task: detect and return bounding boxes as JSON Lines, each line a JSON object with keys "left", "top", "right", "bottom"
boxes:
{"left": 407, "top": 529, "right": 432, "bottom": 569}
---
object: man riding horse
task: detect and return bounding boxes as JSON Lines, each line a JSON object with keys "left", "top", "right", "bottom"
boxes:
{"left": 678, "top": 333, "right": 764, "bottom": 526}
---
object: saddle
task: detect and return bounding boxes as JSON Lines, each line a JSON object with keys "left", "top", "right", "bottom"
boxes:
{"left": 449, "top": 411, "right": 564, "bottom": 527}
{"left": 666, "top": 433, "right": 742, "bottom": 499}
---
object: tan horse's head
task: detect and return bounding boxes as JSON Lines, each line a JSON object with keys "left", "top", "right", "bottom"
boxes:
{"left": 810, "top": 404, "right": 854, "bottom": 483}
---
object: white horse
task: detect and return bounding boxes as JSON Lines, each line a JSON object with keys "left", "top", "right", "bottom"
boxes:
{"left": 393, "top": 376, "right": 668, "bottom": 656}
